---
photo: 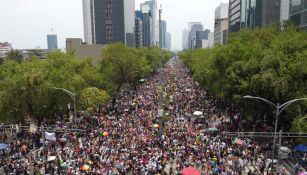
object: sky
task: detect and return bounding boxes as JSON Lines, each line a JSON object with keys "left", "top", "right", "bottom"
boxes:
{"left": 0, "top": 0, "right": 228, "bottom": 51}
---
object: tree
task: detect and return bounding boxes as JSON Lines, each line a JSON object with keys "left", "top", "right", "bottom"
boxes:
{"left": 5, "top": 50, "right": 23, "bottom": 63}
{"left": 180, "top": 24, "right": 307, "bottom": 131}
{"left": 78, "top": 87, "right": 110, "bottom": 114}
{"left": 291, "top": 115, "right": 307, "bottom": 143}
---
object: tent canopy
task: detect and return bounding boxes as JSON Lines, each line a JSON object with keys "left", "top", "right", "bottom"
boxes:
{"left": 294, "top": 144, "right": 307, "bottom": 153}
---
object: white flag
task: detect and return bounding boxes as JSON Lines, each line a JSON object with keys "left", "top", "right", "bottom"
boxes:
{"left": 45, "top": 132, "right": 56, "bottom": 141}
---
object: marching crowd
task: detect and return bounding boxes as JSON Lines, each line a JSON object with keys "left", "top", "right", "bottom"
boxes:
{"left": 0, "top": 58, "right": 294, "bottom": 174}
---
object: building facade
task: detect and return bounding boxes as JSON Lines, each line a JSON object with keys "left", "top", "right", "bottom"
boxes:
{"left": 66, "top": 38, "right": 105, "bottom": 64}
{"left": 47, "top": 34, "right": 58, "bottom": 50}
{"left": 141, "top": 4, "right": 152, "bottom": 47}
{"left": 0, "top": 42, "right": 13, "bottom": 58}
{"left": 182, "top": 28, "right": 188, "bottom": 50}
{"left": 135, "top": 11, "right": 143, "bottom": 48}
{"left": 165, "top": 32, "right": 171, "bottom": 50}
{"left": 229, "top": 0, "right": 286, "bottom": 34}
{"left": 82, "top": 0, "right": 135, "bottom": 46}
{"left": 208, "top": 32, "right": 215, "bottom": 48}
{"left": 290, "top": 0, "right": 307, "bottom": 29}
{"left": 141, "top": 0, "right": 158, "bottom": 46}
{"left": 229, "top": 0, "right": 241, "bottom": 33}
{"left": 161, "top": 20, "right": 167, "bottom": 49}
{"left": 188, "top": 22, "right": 203, "bottom": 49}
{"left": 195, "top": 30, "right": 210, "bottom": 48}
{"left": 214, "top": 3, "right": 229, "bottom": 45}
{"left": 280, "top": 0, "right": 290, "bottom": 23}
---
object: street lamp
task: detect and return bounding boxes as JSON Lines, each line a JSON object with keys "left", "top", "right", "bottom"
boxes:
{"left": 53, "top": 87, "right": 77, "bottom": 123}
{"left": 243, "top": 95, "right": 307, "bottom": 172}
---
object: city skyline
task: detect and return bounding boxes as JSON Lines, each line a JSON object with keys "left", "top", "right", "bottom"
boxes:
{"left": 0, "top": 0, "right": 227, "bottom": 51}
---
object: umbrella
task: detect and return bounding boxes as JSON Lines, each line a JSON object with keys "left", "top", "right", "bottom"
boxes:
{"left": 182, "top": 167, "right": 201, "bottom": 175}
{"left": 294, "top": 144, "right": 307, "bottom": 153}
{"left": 298, "top": 172, "right": 307, "bottom": 175}
{"left": 0, "top": 143, "right": 8, "bottom": 150}
{"left": 80, "top": 164, "right": 90, "bottom": 171}
{"left": 207, "top": 127, "right": 219, "bottom": 132}
{"left": 193, "top": 111, "right": 203, "bottom": 116}
{"left": 47, "top": 156, "right": 56, "bottom": 162}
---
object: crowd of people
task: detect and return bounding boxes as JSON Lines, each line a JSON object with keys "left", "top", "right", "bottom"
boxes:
{"left": 0, "top": 57, "right": 299, "bottom": 174}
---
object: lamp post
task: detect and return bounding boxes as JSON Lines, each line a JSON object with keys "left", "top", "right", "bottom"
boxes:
{"left": 53, "top": 87, "right": 77, "bottom": 123}
{"left": 243, "top": 95, "right": 307, "bottom": 172}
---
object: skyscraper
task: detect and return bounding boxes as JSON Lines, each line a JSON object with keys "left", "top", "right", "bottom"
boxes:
{"left": 229, "top": 0, "right": 284, "bottom": 34}
{"left": 290, "top": 0, "right": 307, "bottom": 29}
{"left": 188, "top": 22, "right": 203, "bottom": 49}
{"left": 195, "top": 30, "right": 210, "bottom": 48}
{"left": 229, "top": 0, "right": 241, "bottom": 33}
{"left": 182, "top": 28, "right": 188, "bottom": 50}
{"left": 280, "top": 0, "right": 290, "bottom": 24}
{"left": 47, "top": 35, "right": 58, "bottom": 50}
{"left": 214, "top": 3, "right": 229, "bottom": 45}
{"left": 141, "top": 4, "right": 152, "bottom": 47}
{"left": 161, "top": 20, "right": 167, "bottom": 49}
{"left": 165, "top": 32, "right": 171, "bottom": 50}
{"left": 135, "top": 11, "right": 143, "bottom": 48}
{"left": 141, "top": 0, "right": 158, "bottom": 46}
{"left": 82, "top": 0, "right": 135, "bottom": 46}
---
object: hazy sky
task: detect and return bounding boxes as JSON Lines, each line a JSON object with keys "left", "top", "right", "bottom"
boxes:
{"left": 0, "top": 0, "right": 227, "bottom": 51}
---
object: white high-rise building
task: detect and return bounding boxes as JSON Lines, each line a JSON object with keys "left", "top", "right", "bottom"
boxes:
{"left": 182, "top": 28, "right": 188, "bottom": 50}
{"left": 214, "top": 3, "right": 229, "bottom": 45}
{"left": 280, "top": 0, "right": 290, "bottom": 23}
{"left": 208, "top": 32, "right": 214, "bottom": 48}
{"left": 166, "top": 32, "right": 171, "bottom": 51}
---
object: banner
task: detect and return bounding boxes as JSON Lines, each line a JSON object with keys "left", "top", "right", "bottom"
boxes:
{"left": 45, "top": 132, "right": 56, "bottom": 141}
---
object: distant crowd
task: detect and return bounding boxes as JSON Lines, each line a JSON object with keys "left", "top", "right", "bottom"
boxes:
{"left": 0, "top": 57, "right": 302, "bottom": 175}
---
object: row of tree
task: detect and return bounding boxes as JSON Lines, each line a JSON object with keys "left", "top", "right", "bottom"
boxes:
{"left": 180, "top": 24, "right": 307, "bottom": 134}
{"left": 1, "top": 43, "right": 170, "bottom": 124}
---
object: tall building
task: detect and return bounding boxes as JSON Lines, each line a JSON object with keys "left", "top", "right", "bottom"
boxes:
{"left": 290, "top": 0, "right": 307, "bottom": 29}
{"left": 214, "top": 3, "right": 229, "bottom": 45}
{"left": 82, "top": 0, "right": 135, "bottom": 46}
{"left": 165, "top": 32, "right": 171, "bottom": 50}
{"left": 229, "top": 0, "right": 241, "bottom": 33}
{"left": 280, "top": 0, "right": 290, "bottom": 23}
{"left": 195, "top": 30, "right": 210, "bottom": 48}
{"left": 142, "top": 0, "right": 158, "bottom": 46}
{"left": 188, "top": 22, "right": 203, "bottom": 49}
{"left": 135, "top": 11, "right": 143, "bottom": 48}
{"left": 182, "top": 28, "right": 188, "bottom": 50}
{"left": 229, "top": 0, "right": 285, "bottom": 34}
{"left": 141, "top": 4, "right": 152, "bottom": 47}
{"left": 47, "top": 34, "right": 58, "bottom": 50}
{"left": 161, "top": 20, "right": 167, "bottom": 48}
{"left": 208, "top": 32, "right": 215, "bottom": 48}
{"left": 0, "top": 42, "right": 13, "bottom": 58}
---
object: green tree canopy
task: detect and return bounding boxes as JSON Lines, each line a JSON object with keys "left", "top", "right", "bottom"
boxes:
{"left": 180, "top": 24, "right": 307, "bottom": 131}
